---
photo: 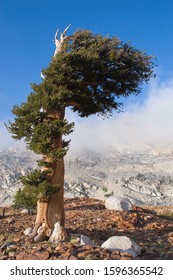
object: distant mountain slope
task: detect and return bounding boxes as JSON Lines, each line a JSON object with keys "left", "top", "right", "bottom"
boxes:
{"left": 1, "top": 145, "right": 173, "bottom": 206}
{"left": 0, "top": 145, "right": 38, "bottom": 206}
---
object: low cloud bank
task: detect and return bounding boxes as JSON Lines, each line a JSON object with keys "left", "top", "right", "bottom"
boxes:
{"left": 67, "top": 78, "right": 173, "bottom": 153}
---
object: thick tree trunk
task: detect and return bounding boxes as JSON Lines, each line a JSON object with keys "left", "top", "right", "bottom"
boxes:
{"left": 29, "top": 159, "right": 65, "bottom": 242}
{"left": 28, "top": 26, "right": 71, "bottom": 242}
{"left": 29, "top": 110, "right": 68, "bottom": 242}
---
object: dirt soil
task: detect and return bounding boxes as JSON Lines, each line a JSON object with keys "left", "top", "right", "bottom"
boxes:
{"left": 1, "top": 197, "right": 173, "bottom": 260}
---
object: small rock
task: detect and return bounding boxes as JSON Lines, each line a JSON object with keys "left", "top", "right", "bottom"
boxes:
{"left": 80, "top": 235, "right": 94, "bottom": 246}
{"left": 8, "top": 251, "right": 16, "bottom": 257}
{"left": 66, "top": 247, "right": 75, "bottom": 255}
{"left": 16, "top": 253, "right": 39, "bottom": 260}
{"left": 34, "top": 234, "right": 49, "bottom": 243}
{"left": 105, "top": 196, "right": 132, "bottom": 211}
{"left": 101, "top": 236, "right": 141, "bottom": 258}
{"left": 49, "top": 222, "right": 69, "bottom": 242}
{"left": 1, "top": 241, "right": 16, "bottom": 251}
{"left": 35, "top": 250, "right": 50, "bottom": 260}
{"left": 0, "top": 256, "right": 8, "bottom": 260}
{"left": 92, "top": 185, "right": 98, "bottom": 191}
{"left": 24, "top": 227, "right": 33, "bottom": 236}
{"left": 21, "top": 209, "right": 29, "bottom": 214}
{"left": 120, "top": 251, "right": 133, "bottom": 258}
{"left": 7, "top": 217, "right": 15, "bottom": 224}
{"left": 69, "top": 234, "right": 81, "bottom": 245}
{"left": 55, "top": 244, "right": 64, "bottom": 252}
{"left": 13, "top": 237, "right": 21, "bottom": 243}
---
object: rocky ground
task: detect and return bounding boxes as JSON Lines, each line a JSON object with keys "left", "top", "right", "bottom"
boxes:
{"left": 1, "top": 197, "right": 173, "bottom": 260}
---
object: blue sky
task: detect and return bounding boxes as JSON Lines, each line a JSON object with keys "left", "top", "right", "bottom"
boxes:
{"left": 1, "top": 0, "right": 173, "bottom": 150}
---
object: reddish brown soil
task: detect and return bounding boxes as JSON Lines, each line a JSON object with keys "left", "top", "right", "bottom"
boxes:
{"left": 1, "top": 198, "right": 173, "bottom": 260}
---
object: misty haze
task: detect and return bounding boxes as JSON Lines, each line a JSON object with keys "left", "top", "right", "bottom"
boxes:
{"left": 66, "top": 77, "right": 173, "bottom": 153}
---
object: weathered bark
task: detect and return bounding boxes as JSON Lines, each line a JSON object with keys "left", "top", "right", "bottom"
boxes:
{"left": 29, "top": 158, "right": 65, "bottom": 242}
{"left": 29, "top": 26, "right": 71, "bottom": 242}
{"left": 29, "top": 110, "right": 67, "bottom": 242}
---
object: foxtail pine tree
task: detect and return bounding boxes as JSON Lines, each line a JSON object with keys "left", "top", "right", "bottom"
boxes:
{"left": 7, "top": 27, "right": 154, "bottom": 242}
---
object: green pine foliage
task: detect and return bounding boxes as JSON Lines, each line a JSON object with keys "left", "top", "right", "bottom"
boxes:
{"left": 20, "top": 169, "right": 61, "bottom": 201}
{"left": 13, "top": 187, "right": 37, "bottom": 210}
{"left": 7, "top": 29, "right": 155, "bottom": 204}
{"left": 13, "top": 170, "right": 61, "bottom": 209}
{"left": 43, "top": 30, "right": 154, "bottom": 117}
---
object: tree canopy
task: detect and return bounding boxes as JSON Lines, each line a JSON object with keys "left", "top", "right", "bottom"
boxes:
{"left": 7, "top": 29, "right": 154, "bottom": 154}
{"left": 7, "top": 29, "right": 154, "bottom": 210}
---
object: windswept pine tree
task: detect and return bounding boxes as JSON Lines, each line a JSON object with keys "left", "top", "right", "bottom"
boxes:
{"left": 7, "top": 26, "right": 154, "bottom": 242}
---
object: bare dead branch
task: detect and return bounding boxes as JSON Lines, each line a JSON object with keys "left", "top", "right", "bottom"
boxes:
{"left": 53, "top": 24, "right": 71, "bottom": 57}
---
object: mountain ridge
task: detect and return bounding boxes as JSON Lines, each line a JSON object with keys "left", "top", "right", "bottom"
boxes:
{"left": 1, "top": 144, "right": 173, "bottom": 207}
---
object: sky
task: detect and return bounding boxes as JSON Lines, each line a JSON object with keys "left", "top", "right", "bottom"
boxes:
{"left": 1, "top": 0, "right": 173, "bottom": 151}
